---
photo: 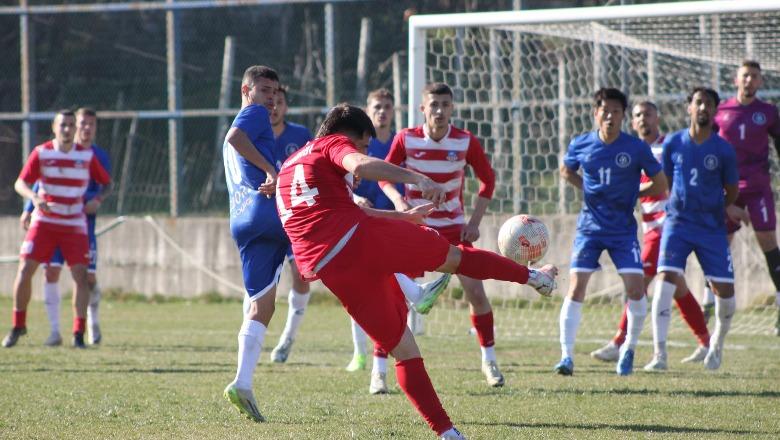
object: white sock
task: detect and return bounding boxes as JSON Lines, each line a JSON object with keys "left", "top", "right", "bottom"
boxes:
{"left": 279, "top": 289, "right": 309, "bottom": 342}
{"left": 372, "top": 355, "right": 387, "bottom": 374}
{"left": 481, "top": 345, "right": 496, "bottom": 363}
{"left": 87, "top": 284, "right": 101, "bottom": 328}
{"left": 651, "top": 281, "right": 675, "bottom": 355}
{"left": 711, "top": 295, "right": 736, "bottom": 350}
{"left": 624, "top": 297, "right": 648, "bottom": 351}
{"left": 775, "top": 292, "right": 780, "bottom": 308}
{"left": 559, "top": 297, "right": 582, "bottom": 359}
{"left": 43, "top": 282, "right": 60, "bottom": 334}
{"left": 395, "top": 273, "right": 422, "bottom": 304}
{"left": 350, "top": 318, "right": 368, "bottom": 357}
{"left": 234, "top": 319, "right": 266, "bottom": 390}
{"left": 704, "top": 284, "right": 716, "bottom": 305}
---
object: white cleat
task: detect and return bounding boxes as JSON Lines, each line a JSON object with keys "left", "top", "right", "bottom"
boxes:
{"left": 223, "top": 382, "right": 265, "bottom": 422}
{"left": 270, "top": 337, "right": 293, "bottom": 363}
{"left": 481, "top": 360, "right": 505, "bottom": 387}
{"left": 527, "top": 264, "right": 558, "bottom": 297}
{"left": 703, "top": 346, "right": 722, "bottom": 370}
{"left": 369, "top": 372, "right": 388, "bottom": 395}
{"left": 43, "top": 332, "right": 62, "bottom": 347}
{"left": 643, "top": 353, "right": 668, "bottom": 371}
{"left": 590, "top": 342, "right": 620, "bottom": 362}
{"left": 440, "top": 427, "right": 467, "bottom": 440}
{"left": 681, "top": 345, "right": 708, "bottom": 363}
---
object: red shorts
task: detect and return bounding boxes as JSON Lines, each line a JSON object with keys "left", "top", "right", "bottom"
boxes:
{"left": 318, "top": 216, "right": 450, "bottom": 352}
{"left": 435, "top": 224, "right": 473, "bottom": 248}
{"left": 20, "top": 224, "right": 90, "bottom": 266}
{"left": 641, "top": 227, "right": 662, "bottom": 277}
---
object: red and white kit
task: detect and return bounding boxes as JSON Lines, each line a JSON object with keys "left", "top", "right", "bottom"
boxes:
{"left": 638, "top": 135, "right": 666, "bottom": 277}
{"left": 381, "top": 125, "right": 495, "bottom": 245}
{"left": 18, "top": 140, "right": 111, "bottom": 265}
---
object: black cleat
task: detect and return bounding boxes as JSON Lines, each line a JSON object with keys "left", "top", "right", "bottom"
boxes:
{"left": 2, "top": 327, "right": 27, "bottom": 348}
{"left": 73, "top": 332, "right": 87, "bottom": 349}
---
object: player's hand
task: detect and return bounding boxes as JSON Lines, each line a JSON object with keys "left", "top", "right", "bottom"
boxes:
{"left": 417, "top": 176, "right": 446, "bottom": 206}
{"left": 726, "top": 205, "right": 750, "bottom": 226}
{"left": 404, "top": 203, "right": 434, "bottom": 225}
{"left": 84, "top": 199, "right": 101, "bottom": 214}
{"left": 259, "top": 172, "right": 277, "bottom": 198}
{"left": 392, "top": 198, "right": 411, "bottom": 212}
{"left": 461, "top": 223, "right": 480, "bottom": 243}
{"left": 33, "top": 196, "right": 50, "bottom": 213}
{"left": 19, "top": 211, "right": 31, "bottom": 231}
{"left": 353, "top": 195, "right": 373, "bottom": 208}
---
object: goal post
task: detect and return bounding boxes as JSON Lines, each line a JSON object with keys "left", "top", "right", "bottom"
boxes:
{"left": 407, "top": 0, "right": 780, "bottom": 338}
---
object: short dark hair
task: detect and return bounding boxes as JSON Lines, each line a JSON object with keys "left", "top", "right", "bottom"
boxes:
{"left": 366, "top": 88, "right": 394, "bottom": 105}
{"left": 55, "top": 109, "right": 75, "bottom": 119}
{"left": 277, "top": 85, "right": 288, "bottom": 100}
{"left": 76, "top": 107, "right": 97, "bottom": 118}
{"left": 594, "top": 88, "right": 627, "bottom": 111}
{"left": 687, "top": 87, "right": 720, "bottom": 107}
{"left": 242, "top": 65, "right": 279, "bottom": 88}
{"left": 741, "top": 60, "right": 761, "bottom": 71}
{"left": 633, "top": 101, "right": 657, "bottom": 113}
{"left": 423, "top": 82, "right": 453, "bottom": 98}
{"left": 316, "top": 103, "right": 377, "bottom": 139}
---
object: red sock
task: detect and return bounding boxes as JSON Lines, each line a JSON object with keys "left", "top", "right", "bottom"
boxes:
{"left": 456, "top": 245, "right": 529, "bottom": 284}
{"left": 675, "top": 291, "right": 710, "bottom": 347}
{"left": 396, "top": 358, "right": 452, "bottom": 436}
{"left": 12, "top": 310, "right": 26, "bottom": 329}
{"left": 470, "top": 312, "right": 495, "bottom": 348}
{"left": 373, "top": 344, "right": 388, "bottom": 358}
{"left": 73, "top": 317, "right": 86, "bottom": 334}
{"left": 611, "top": 304, "right": 628, "bottom": 346}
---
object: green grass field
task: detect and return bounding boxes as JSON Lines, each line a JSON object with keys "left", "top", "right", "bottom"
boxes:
{"left": 1, "top": 295, "right": 779, "bottom": 439}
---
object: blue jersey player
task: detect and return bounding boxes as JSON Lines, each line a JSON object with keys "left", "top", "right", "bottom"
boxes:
{"left": 222, "top": 65, "right": 289, "bottom": 423}
{"left": 556, "top": 88, "right": 667, "bottom": 376}
{"left": 654, "top": 87, "right": 749, "bottom": 371}
{"left": 267, "top": 86, "right": 314, "bottom": 364}
{"left": 21, "top": 108, "right": 111, "bottom": 347}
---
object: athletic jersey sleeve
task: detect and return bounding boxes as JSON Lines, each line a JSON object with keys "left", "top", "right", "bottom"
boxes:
{"left": 232, "top": 105, "right": 267, "bottom": 140}
{"left": 85, "top": 146, "right": 112, "bottom": 201}
{"left": 563, "top": 138, "right": 581, "bottom": 171}
{"left": 638, "top": 141, "right": 662, "bottom": 177}
{"left": 661, "top": 136, "right": 675, "bottom": 178}
{"left": 378, "top": 132, "right": 407, "bottom": 189}
{"left": 721, "top": 142, "right": 739, "bottom": 186}
{"left": 89, "top": 154, "right": 112, "bottom": 185}
{"left": 18, "top": 148, "right": 41, "bottom": 184}
{"left": 465, "top": 135, "right": 495, "bottom": 198}
{"left": 322, "top": 136, "right": 360, "bottom": 172}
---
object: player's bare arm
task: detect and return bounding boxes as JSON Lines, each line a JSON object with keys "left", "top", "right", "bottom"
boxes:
{"left": 361, "top": 203, "right": 434, "bottom": 225}
{"left": 462, "top": 196, "right": 489, "bottom": 242}
{"left": 380, "top": 183, "right": 411, "bottom": 212}
{"left": 226, "top": 126, "right": 278, "bottom": 195}
{"left": 85, "top": 181, "right": 113, "bottom": 215}
{"left": 342, "top": 153, "right": 446, "bottom": 205}
{"left": 559, "top": 164, "right": 583, "bottom": 190}
{"left": 14, "top": 179, "right": 50, "bottom": 213}
{"left": 637, "top": 171, "right": 667, "bottom": 198}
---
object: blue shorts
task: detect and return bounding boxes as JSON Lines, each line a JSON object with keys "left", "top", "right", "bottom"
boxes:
{"left": 657, "top": 224, "right": 734, "bottom": 283}
{"left": 569, "top": 234, "right": 643, "bottom": 274}
{"left": 237, "top": 234, "right": 289, "bottom": 302}
{"left": 286, "top": 245, "right": 294, "bottom": 261}
{"left": 46, "top": 217, "right": 98, "bottom": 272}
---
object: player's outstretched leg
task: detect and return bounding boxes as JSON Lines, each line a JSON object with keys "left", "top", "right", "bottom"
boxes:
{"left": 591, "top": 304, "right": 626, "bottom": 362}
{"left": 270, "top": 288, "right": 310, "bottom": 363}
{"left": 346, "top": 317, "right": 368, "bottom": 372}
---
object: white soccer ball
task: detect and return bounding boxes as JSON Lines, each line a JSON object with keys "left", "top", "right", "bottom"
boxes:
{"left": 497, "top": 214, "right": 550, "bottom": 265}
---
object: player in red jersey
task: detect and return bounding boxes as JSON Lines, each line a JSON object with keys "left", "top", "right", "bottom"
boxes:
{"left": 379, "top": 82, "right": 506, "bottom": 387}
{"left": 3, "top": 110, "right": 111, "bottom": 349}
{"left": 714, "top": 60, "right": 780, "bottom": 335}
{"left": 276, "top": 104, "right": 557, "bottom": 439}
{"left": 590, "top": 102, "right": 711, "bottom": 368}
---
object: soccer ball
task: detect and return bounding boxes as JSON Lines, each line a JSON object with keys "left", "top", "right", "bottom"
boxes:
{"left": 497, "top": 214, "right": 550, "bottom": 265}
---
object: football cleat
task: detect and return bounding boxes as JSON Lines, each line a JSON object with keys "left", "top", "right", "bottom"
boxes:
{"left": 616, "top": 348, "right": 635, "bottom": 376}
{"left": 270, "top": 337, "right": 294, "bottom": 363}
{"left": 554, "top": 357, "right": 574, "bottom": 376}
{"left": 2, "top": 327, "right": 27, "bottom": 348}
{"left": 73, "top": 332, "right": 87, "bottom": 349}
{"left": 643, "top": 352, "right": 668, "bottom": 371}
{"left": 481, "top": 360, "right": 505, "bottom": 387}
{"left": 44, "top": 332, "right": 62, "bottom": 347}
{"left": 528, "top": 264, "right": 558, "bottom": 297}
{"left": 440, "top": 427, "right": 467, "bottom": 440}
{"left": 369, "top": 372, "right": 388, "bottom": 395}
{"left": 590, "top": 342, "right": 620, "bottom": 362}
{"left": 415, "top": 273, "right": 451, "bottom": 315}
{"left": 681, "top": 345, "right": 708, "bottom": 363}
{"left": 224, "top": 382, "right": 265, "bottom": 422}
{"left": 703, "top": 346, "right": 722, "bottom": 370}
{"left": 345, "top": 353, "right": 367, "bottom": 372}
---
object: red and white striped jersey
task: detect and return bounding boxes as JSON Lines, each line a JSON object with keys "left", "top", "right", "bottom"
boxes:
{"left": 19, "top": 140, "right": 111, "bottom": 234}
{"left": 380, "top": 125, "right": 495, "bottom": 230}
{"left": 638, "top": 135, "right": 667, "bottom": 233}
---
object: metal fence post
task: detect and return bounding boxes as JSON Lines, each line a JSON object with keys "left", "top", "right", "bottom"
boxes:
{"left": 166, "top": 0, "right": 183, "bottom": 217}
{"left": 19, "top": 0, "right": 36, "bottom": 162}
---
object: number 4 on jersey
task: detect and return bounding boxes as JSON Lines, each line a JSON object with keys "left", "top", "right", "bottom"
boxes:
{"left": 277, "top": 164, "right": 319, "bottom": 224}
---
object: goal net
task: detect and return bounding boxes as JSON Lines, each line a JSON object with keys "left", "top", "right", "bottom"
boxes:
{"left": 409, "top": 1, "right": 780, "bottom": 338}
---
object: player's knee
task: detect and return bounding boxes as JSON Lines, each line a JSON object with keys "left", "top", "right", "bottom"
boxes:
{"left": 70, "top": 266, "right": 89, "bottom": 285}
{"left": 436, "top": 245, "right": 461, "bottom": 273}
{"left": 45, "top": 266, "right": 62, "bottom": 283}
{"left": 17, "top": 261, "right": 38, "bottom": 280}
{"left": 87, "top": 273, "right": 97, "bottom": 287}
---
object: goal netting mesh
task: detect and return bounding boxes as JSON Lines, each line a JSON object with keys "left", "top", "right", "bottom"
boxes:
{"left": 416, "top": 5, "right": 780, "bottom": 339}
